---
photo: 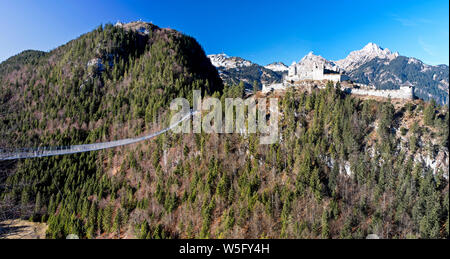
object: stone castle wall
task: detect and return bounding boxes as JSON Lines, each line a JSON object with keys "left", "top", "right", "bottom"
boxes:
{"left": 262, "top": 83, "right": 284, "bottom": 93}
{"left": 348, "top": 86, "right": 414, "bottom": 99}
{"left": 263, "top": 81, "right": 414, "bottom": 100}
{"left": 287, "top": 61, "right": 349, "bottom": 83}
{"left": 322, "top": 73, "right": 350, "bottom": 82}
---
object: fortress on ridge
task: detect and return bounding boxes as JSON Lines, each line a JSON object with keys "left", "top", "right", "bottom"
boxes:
{"left": 262, "top": 52, "right": 415, "bottom": 100}
{"left": 286, "top": 58, "right": 350, "bottom": 83}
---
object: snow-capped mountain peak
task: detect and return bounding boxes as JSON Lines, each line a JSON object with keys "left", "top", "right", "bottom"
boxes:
{"left": 362, "top": 42, "right": 381, "bottom": 51}
{"left": 297, "top": 52, "right": 340, "bottom": 71}
{"left": 335, "top": 42, "right": 399, "bottom": 71}
{"left": 361, "top": 42, "right": 399, "bottom": 58}
{"left": 301, "top": 51, "right": 327, "bottom": 62}
{"left": 207, "top": 54, "right": 253, "bottom": 69}
{"left": 264, "top": 62, "right": 288, "bottom": 72}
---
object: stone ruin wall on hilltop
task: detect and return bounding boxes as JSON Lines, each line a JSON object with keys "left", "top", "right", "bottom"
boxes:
{"left": 264, "top": 58, "right": 415, "bottom": 100}
{"left": 347, "top": 86, "right": 414, "bottom": 100}
{"left": 262, "top": 80, "right": 415, "bottom": 100}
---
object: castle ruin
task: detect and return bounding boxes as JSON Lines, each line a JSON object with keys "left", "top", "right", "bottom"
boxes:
{"left": 262, "top": 58, "right": 415, "bottom": 100}
{"left": 286, "top": 58, "right": 350, "bottom": 83}
{"left": 345, "top": 83, "right": 414, "bottom": 99}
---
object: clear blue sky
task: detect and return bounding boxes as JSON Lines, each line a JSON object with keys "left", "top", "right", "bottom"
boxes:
{"left": 0, "top": 0, "right": 448, "bottom": 65}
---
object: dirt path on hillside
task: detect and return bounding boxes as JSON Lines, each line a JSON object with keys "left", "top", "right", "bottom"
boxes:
{"left": 0, "top": 219, "right": 47, "bottom": 239}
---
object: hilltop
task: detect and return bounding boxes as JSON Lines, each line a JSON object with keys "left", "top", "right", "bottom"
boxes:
{"left": 0, "top": 21, "right": 222, "bottom": 149}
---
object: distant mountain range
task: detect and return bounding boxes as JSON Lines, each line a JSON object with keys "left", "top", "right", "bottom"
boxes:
{"left": 207, "top": 54, "right": 285, "bottom": 90}
{"left": 208, "top": 43, "right": 449, "bottom": 105}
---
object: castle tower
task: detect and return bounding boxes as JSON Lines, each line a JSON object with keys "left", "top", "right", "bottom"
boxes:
{"left": 288, "top": 61, "right": 297, "bottom": 77}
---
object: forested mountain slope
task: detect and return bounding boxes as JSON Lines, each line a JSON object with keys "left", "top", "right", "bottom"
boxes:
{"left": 0, "top": 21, "right": 223, "bottom": 237}
{"left": 0, "top": 22, "right": 222, "bottom": 149}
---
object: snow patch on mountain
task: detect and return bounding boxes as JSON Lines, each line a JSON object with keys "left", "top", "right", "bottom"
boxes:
{"left": 207, "top": 54, "right": 253, "bottom": 69}
{"left": 408, "top": 57, "right": 421, "bottom": 65}
{"left": 264, "top": 62, "right": 288, "bottom": 72}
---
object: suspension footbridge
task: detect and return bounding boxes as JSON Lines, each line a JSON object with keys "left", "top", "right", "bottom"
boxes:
{"left": 0, "top": 111, "right": 195, "bottom": 161}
